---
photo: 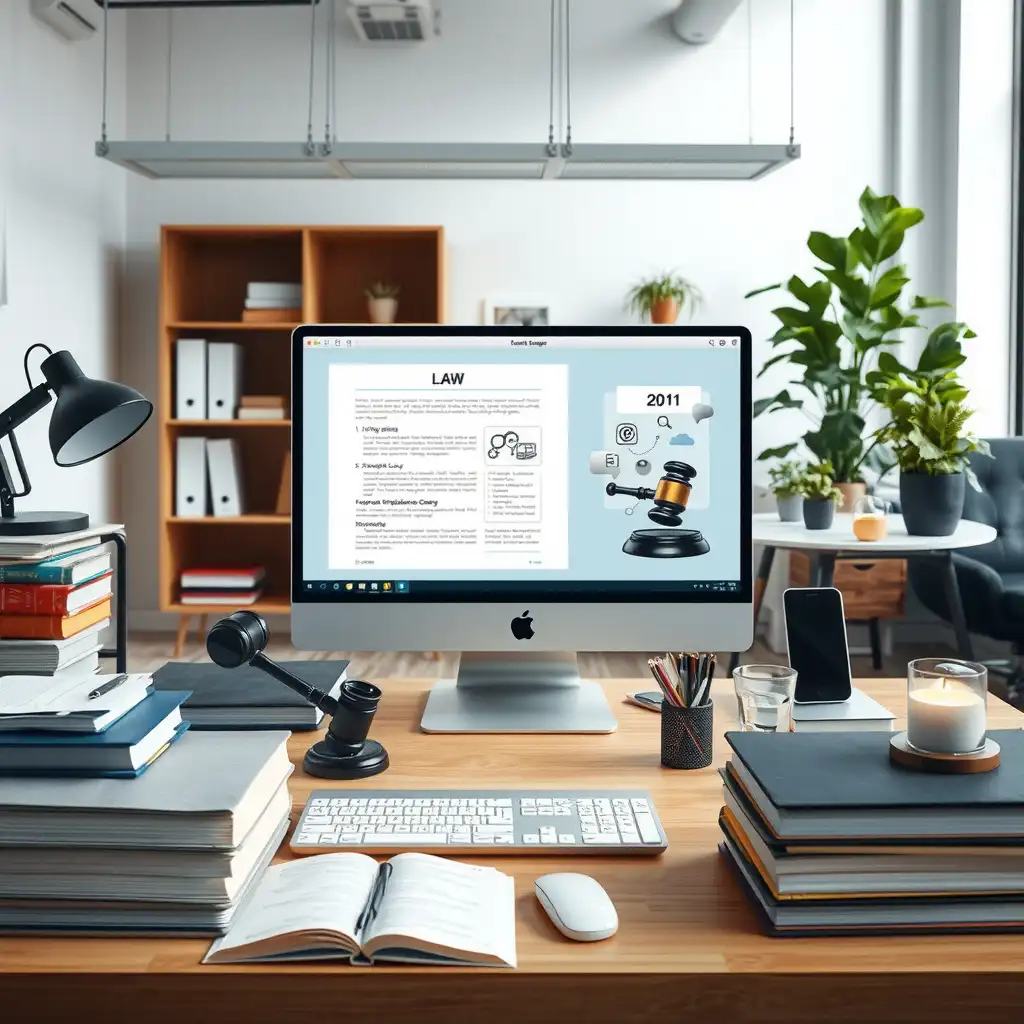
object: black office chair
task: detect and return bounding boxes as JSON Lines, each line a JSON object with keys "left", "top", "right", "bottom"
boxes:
{"left": 908, "top": 439, "right": 1024, "bottom": 701}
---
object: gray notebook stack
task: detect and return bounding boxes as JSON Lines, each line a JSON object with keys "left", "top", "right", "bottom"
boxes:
{"left": 0, "top": 730, "right": 293, "bottom": 935}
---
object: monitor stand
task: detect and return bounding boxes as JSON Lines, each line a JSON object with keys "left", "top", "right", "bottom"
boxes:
{"left": 419, "top": 652, "right": 618, "bottom": 734}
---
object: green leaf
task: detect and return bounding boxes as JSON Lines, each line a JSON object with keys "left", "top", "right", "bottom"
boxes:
{"left": 917, "top": 322, "right": 971, "bottom": 372}
{"left": 771, "top": 306, "right": 818, "bottom": 329}
{"left": 881, "top": 207, "right": 924, "bottom": 234}
{"left": 869, "top": 265, "right": 910, "bottom": 308}
{"left": 848, "top": 227, "right": 878, "bottom": 269}
{"left": 912, "top": 295, "right": 951, "bottom": 309}
{"left": 875, "top": 228, "right": 905, "bottom": 262}
{"left": 820, "top": 268, "right": 871, "bottom": 316}
{"left": 745, "top": 283, "right": 783, "bottom": 299}
{"left": 757, "top": 443, "right": 799, "bottom": 461}
{"left": 858, "top": 187, "right": 897, "bottom": 235}
{"left": 756, "top": 351, "right": 796, "bottom": 378}
{"left": 787, "top": 276, "right": 831, "bottom": 317}
{"left": 753, "top": 389, "right": 803, "bottom": 418}
{"left": 807, "top": 231, "right": 847, "bottom": 270}
{"left": 907, "top": 426, "right": 945, "bottom": 461}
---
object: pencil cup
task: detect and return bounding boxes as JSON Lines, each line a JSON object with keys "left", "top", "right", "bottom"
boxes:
{"left": 660, "top": 700, "right": 714, "bottom": 769}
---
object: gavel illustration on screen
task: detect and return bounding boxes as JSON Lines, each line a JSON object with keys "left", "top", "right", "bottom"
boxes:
{"left": 605, "top": 461, "right": 696, "bottom": 527}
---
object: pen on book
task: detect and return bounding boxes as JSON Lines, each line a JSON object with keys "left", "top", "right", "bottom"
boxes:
{"left": 88, "top": 674, "right": 129, "bottom": 700}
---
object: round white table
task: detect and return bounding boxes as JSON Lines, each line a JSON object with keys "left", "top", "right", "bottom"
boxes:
{"left": 730, "top": 512, "right": 998, "bottom": 673}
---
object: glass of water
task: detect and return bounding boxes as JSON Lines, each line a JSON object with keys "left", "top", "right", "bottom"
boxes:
{"left": 732, "top": 665, "right": 798, "bottom": 732}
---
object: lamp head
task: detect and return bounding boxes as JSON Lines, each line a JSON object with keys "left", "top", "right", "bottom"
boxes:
{"left": 41, "top": 351, "right": 153, "bottom": 467}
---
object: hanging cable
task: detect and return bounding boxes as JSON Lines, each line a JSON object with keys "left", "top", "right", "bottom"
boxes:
{"left": 331, "top": 0, "right": 338, "bottom": 144}
{"left": 165, "top": 8, "right": 174, "bottom": 142}
{"left": 305, "top": 0, "right": 318, "bottom": 154}
{"left": 325, "top": 0, "right": 334, "bottom": 148}
{"left": 788, "top": 0, "right": 795, "bottom": 147}
{"left": 564, "top": 0, "right": 573, "bottom": 152}
{"left": 746, "top": 0, "right": 753, "bottom": 144}
{"left": 547, "top": 0, "right": 557, "bottom": 154}
{"left": 99, "top": 0, "right": 110, "bottom": 151}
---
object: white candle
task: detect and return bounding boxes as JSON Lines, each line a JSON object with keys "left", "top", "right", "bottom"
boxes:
{"left": 907, "top": 679, "right": 987, "bottom": 754}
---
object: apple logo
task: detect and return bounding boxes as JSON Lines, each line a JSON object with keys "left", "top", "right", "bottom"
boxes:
{"left": 510, "top": 610, "right": 535, "bottom": 640}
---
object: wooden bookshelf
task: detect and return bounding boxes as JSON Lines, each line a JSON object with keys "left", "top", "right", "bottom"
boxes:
{"left": 160, "top": 225, "right": 446, "bottom": 651}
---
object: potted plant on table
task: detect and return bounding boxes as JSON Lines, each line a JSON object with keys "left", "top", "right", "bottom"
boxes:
{"left": 797, "top": 461, "right": 843, "bottom": 530}
{"left": 867, "top": 323, "right": 991, "bottom": 535}
{"left": 748, "top": 187, "right": 970, "bottom": 509}
{"left": 767, "top": 458, "right": 806, "bottom": 522}
{"left": 365, "top": 282, "right": 400, "bottom": 324}
{"left": 625, "top": 272, "right": 702, "bottom": 325}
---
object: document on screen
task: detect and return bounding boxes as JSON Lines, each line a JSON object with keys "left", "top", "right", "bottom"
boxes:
{"left": 328, "top": 363, "right": 569, "bottom": 571}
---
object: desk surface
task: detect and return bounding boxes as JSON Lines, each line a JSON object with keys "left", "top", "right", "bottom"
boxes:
{"left": 3, "top": 677, "right": 1024, "bottom": 1024}
{"left": 752, "top": 511, "right": 997, "bottom": 552}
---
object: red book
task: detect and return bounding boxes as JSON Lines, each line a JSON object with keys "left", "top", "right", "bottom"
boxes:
{"left": 0, "top": 572, "right": 113, "bottom": 616}
{"left": 0, "top": 597, "right": 112, "bottom": 640}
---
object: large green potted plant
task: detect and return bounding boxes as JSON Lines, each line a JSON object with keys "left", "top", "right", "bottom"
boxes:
{"left": 748, "top": 187, "right": 957, "bottom": 508}
{"left": 866, "top": 324, "right": 991, "bottom": 535}
{"left": 767, "top": 458, "right": 806, "bottom": 522}
{"left": 796, "top": 461, "right": 843, "bottom": 530}
{"left": 625, "top": 272, "right": 702, "bottom": 325}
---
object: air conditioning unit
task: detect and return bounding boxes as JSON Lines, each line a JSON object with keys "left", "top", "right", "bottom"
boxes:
{"left": 347, "top": 1, "right": 437, "bottom": 43}
{"left": 30, "top": 0, "right": 98, "bottom": 41}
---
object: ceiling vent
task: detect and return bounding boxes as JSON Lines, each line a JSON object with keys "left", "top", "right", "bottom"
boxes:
{"left": 31, "top": 0, "right": 98, "bottom": 41}
{"left": 347, "top": 1, "right": 436, "bottom": 43}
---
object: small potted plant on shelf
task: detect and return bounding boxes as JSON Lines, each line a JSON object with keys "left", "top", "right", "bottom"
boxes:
{"left": 867, "top": 322, "right": 991, "bottom": 536}
{"left": 365, "top": 282, "right": 400, "bottom": 325}
{"left": 625, "top": 272, "right": 702, "bottom": 325}
{"left": 767, "top": 458, "right": 806, "bottom": 522}
{"left": 797, "top": 461, "right": 843, "bottom": 531}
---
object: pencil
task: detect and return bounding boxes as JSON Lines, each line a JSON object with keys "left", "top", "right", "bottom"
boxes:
{"left": 649, "top": 658, "right": 682, "bottom": 708}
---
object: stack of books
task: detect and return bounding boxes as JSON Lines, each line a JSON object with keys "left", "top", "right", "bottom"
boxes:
{"left": 0, "top": 731, "right": 293, "bottom": 934}
{"left": 152, "top": 657, "right": 349, "bottom": 729}
{"left": 720, "top": 730, "right": 1024, "bottom": 936}
{"left": 241, "top": 281, "right": 301, "bottom": 323}
{"left": 0, "top": 674, "right": 188, "bottom": 777}
{"left": 179, "top": 565, "right": 265, "bottom": 606}
{"left": 238, "top": 395, "right": 288, "bottom": 420}
{"left": 0, "top": 529, "right": 120, "bottom": 685}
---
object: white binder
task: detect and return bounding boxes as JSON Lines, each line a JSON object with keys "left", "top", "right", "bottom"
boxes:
{"left": 175, "top": 339, "right": 207, "bottom": 420}
{"left": 206, "top": 438, "right": 245, "bottom": 517}
{"left": 175, "top": 437, "right": 208, "bottom": 517}
{"left": 207, "top": 342, "right": 242, "bottom": 421}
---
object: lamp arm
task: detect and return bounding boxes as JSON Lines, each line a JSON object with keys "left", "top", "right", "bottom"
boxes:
{"left": 0, "top": 385, "right": 52, "bottom": 519}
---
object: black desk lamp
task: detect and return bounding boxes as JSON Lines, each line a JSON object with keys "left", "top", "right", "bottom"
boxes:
{"left": 0, "top": 344, "right": 153, "bottom": 536}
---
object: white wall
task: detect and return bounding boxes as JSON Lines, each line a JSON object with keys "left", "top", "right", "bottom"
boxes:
{"left": 120, "top": 0, "right": 896, "bottom": 622}
{"left": 0, "top": 4, "right": 126, "bottom": 524}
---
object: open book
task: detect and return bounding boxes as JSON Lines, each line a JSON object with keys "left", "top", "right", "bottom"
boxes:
{"left": 204, "top": 852, "right": 516, "bottom": 967}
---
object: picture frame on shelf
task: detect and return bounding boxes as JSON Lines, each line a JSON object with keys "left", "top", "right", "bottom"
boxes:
{"left": 482, "top": 297, "right": 552, "bottom": 328}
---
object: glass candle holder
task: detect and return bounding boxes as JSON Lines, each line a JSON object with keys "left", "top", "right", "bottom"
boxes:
{"left": 852, "top": 495, "right": 891, "bottom": 542}
{"left": 906, "top": 658, "right": 988, "bottom": 755}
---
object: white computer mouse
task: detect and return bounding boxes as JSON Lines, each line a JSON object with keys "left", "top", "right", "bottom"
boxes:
{"left": 534, "top": 872, "right": 618, "bottom": 942}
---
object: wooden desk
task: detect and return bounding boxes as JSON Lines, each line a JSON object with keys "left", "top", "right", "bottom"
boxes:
{"left": 3, "top": 678, "right": 1024, "bottom": 1024}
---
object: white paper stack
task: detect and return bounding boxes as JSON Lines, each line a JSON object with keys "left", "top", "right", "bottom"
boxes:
{"left": 0, "top": 731, "right": 293, "bottom": 934}
{"left": 245, "top": 282, "right": 302, "bottom": 309}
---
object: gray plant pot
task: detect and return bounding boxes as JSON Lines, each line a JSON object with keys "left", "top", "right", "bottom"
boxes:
{"left": 775, "top": 492, "right": 804, "bottom": 522}
{"left": 899, "top": 471, "right": 965, "bottom": 536}
{"left": 802, "top": 497, "right": 836, "bottom": 530}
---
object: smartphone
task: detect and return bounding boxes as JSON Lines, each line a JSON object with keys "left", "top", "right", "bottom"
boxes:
{"left": 625, "top": 691, "right": 664, "bottom": 712}
{"left": 783, "top": 587, "right": 853, "bottom": 704}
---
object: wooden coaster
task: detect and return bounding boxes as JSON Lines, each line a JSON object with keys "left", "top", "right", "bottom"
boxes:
{"left": 889, "top": 732, "right": 1001, "bottom": 774}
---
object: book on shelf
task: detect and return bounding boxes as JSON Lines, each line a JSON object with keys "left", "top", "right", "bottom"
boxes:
{"left": 181, "top": 589, "right": 263, "bottom": 606}
{"left": 237, "top": 407, "right": 286, "bottom": 421}
{"left": 0, "top": 596, "right": 111, "bottom": 640}
{"left": 151, "top": 659, "right": 348, "bottom": 729}
{"left": 0, "top": 672, "right": 153, "bottom": 733}
{"left": 204, "top": 852, "right": 516, "bottom": 967}
{"left": 241, "top": 307, "right": 301, "bottom": 324}
{"left": 0, "top": 689, "right": 190, "bottom": 777}
{"left": 0, "top": 547, "right": 111, "bottom": 585}
{"left": 0, "top": 620, "right": 107, "bottom": 675}
{"left": 0, "top": 571, "right": 112, "bottom": 617}
{"left": 180, "top": 567, "right": 266, "bottom": 590}
{"left": 0, "top": 525, "right": 122, "bottom": 562}
{"left": 240, "top": 395, "right": 287, "bottom": 408}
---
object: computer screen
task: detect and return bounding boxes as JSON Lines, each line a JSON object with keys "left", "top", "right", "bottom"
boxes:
{"left": 293, "top": 326, "right": 751, "bottom": 606}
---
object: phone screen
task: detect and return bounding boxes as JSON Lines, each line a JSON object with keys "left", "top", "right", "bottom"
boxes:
{"left": 784, "top": 587, "right": 853, "bottom": 703}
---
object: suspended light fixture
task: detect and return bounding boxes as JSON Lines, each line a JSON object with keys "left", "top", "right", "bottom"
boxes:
{"left": 96, "top": 0, "right": 800, "bottom": 182}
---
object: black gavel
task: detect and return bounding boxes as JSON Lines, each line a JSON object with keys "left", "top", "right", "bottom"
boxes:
{"left": 606, "top": 460, "right": 696, "bottom": 527}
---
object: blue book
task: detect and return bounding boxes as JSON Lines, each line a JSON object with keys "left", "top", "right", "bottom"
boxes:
{"left": 0, "top": 547, "right": 111, "bottom": 585}
{"left": 0, "top": 690, "right": 192, "bottom": 777}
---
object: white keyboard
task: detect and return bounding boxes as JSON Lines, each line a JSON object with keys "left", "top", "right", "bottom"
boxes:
{"left": 290, "top": 789, "right": 668, "bottom": 855}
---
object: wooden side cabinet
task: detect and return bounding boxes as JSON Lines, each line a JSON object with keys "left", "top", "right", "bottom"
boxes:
{"left": 790, "top": 552, "right": 907, "bottom": 620}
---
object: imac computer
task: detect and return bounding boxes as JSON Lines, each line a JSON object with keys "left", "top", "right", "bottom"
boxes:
{"left": 292, "top": 325, "right": 752, "bottom": 732}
